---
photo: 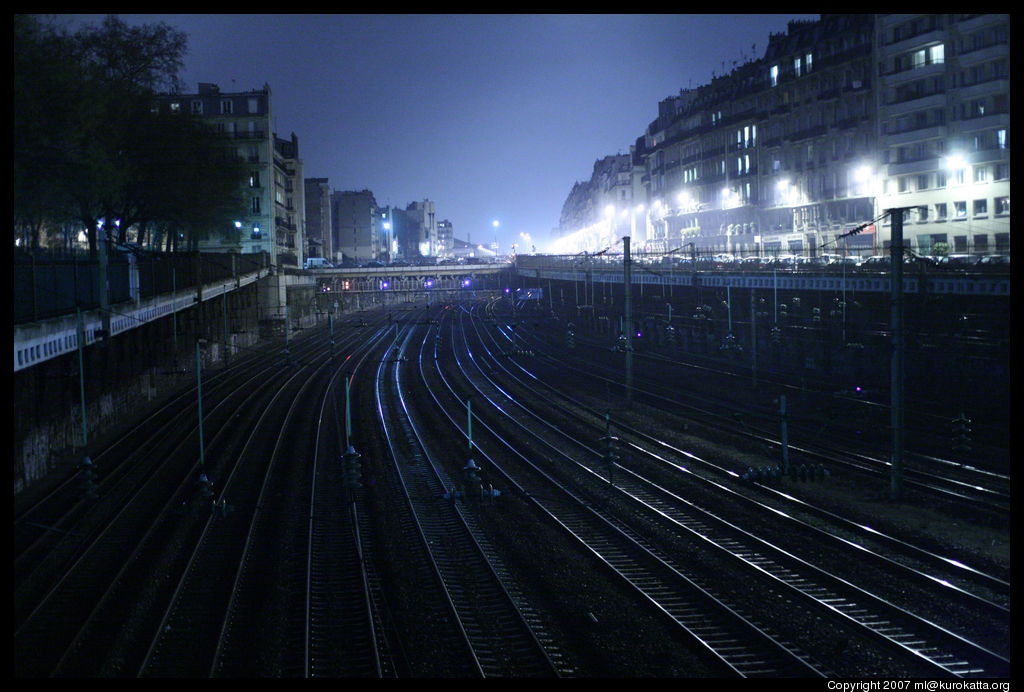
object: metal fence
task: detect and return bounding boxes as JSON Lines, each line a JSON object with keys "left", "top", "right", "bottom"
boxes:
{"left": 13, "top": 251, "right": 129, "bottom": 323}
{"left": 14, "top": 250, "right": 269, "bottom": 325}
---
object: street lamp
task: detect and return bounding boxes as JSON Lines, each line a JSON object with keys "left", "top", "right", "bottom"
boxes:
{"left": 631, "top": 203, "right": 645, "bottom": 246}
{"left": 604, "top": 204, "right": 616, "bottom": 245}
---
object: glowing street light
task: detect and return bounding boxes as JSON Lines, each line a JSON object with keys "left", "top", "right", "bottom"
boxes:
{"left": 944, "top": 154, "right": 967, "bottom": 171}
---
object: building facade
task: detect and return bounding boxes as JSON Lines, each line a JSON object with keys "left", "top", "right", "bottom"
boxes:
{"left": 636, "top": 14, "right": 877, "bottom": 257}
{"left": 875, "top": 13, "right": 1010, "bottom": 255}
{"left": 556, "top": 13, "right": 1009, "bottom": 259}
{"left": 304, "top": 178, "right": 333, "bottom": 260}
{"left": 332, "top": 190, "right": 379, "bottom": 263}
{"left": 553, "top": 154, "right": 641, "bottom": 253}
{"left": 405, "top": 199, "right": 438, "bottom": 257}
{"left": 272, "top": 133, "right": 305, "bottom": 269}
{"left": 156, "top": 83, "right": 291, "bottom": 261}
{"left": 437, "top": 219, "right": 454, "bottom": 257}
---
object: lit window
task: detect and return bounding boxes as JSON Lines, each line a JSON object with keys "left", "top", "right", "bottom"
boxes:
{"left": 805, "top": 53, "right": 813, "bottom": 73}
{"left": 954, "top": 201, "right": 967, "bottom": 218}
{"left": 170, "top": 102, "right": 181, "bottom": 112}
{"left": 794, "top": 56, "right": 802, "bottom": 77}
{"left": 770, "top": 65, "right": 779, "bottom": 87}
{"left": 974, "top": 166, "right": 987, "bottom": 183}
{"left": 995, "top": 196, "right": 1009, "bottom": 214}
{"left": 997, "top": 129, "right": 1007, "bottom": 149}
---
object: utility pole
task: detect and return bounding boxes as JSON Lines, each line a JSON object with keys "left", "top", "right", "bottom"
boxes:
{"left": 76, "top": 307, "right": 88, "bottom": 452}
{"left": 196, "top": 339, "right": 207, "bottom": 470}
{"left": 172, "top": 267, "right": 179, "bottom": 369}
{"left": 888, "top": 208, "right": 907, "bottom": 501}
{"left": 97, "top": 220, "right": 111, "bottom": 345}
{"left": 622, "top": 236, "right": 634, "bottom": 404}
{"left": 222, "top": 285, "right": 230, "bottom": 366}
{"left": 750, "top": 289, "right": 757, "bottom": 387}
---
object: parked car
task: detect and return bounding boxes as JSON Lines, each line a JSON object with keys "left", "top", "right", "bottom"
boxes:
{"left": 934, "top": 254, "right": 977, "bottom": 270}
{"left": 303, "top": 257, "right": 333, "bottom": 269}
{"left": 975, "top": 254, "right": 1010, "bottom": 270}
{"left": 827, "top": 256, "right": 859, "bottom": 267}
{"left": 763, "top": 255, "right": 797, "bottom": 268}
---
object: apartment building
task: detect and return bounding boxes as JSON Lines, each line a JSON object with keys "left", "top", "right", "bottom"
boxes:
{"left": 636, "top": 14, "right": 877, "bottom": 257}
{"left": 304, "top": 178, "right": 333, "bottom": 260}
{"left": 154, "top": 82, "right": 310, "bottom": 268}
{"left": 561, "top": 14, "right": 1010, "bottom": 259}
{"left": 272, "top": 133, "right": 305, "bottom": 269}
{"left": 332, "top": 190, "right": 379, "bottom": 263}
{"left": 875, "top": 13, "right": 1010, "bottom": 255}
{"left": 406, "top": 199, "right": 439, "bottom": 257}
{"left": 437, "top": 219, "right": 454, "bottom": 257}
{"left": 554, "top": 154, "right": 640, "bottom": 253}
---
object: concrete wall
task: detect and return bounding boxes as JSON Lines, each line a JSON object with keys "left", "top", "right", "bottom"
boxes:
{"left": 14, "top": 281, "right": 262, "bottom": 497}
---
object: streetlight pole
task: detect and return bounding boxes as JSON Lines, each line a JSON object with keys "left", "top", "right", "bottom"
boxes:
{"left": 76, "top": 307, "right": 88, "bottom": 452}
{"left": 888, "top": 207, "right": 908, "bottom": 501}
{"left": 623, "top": 235, "right": 634, "bottom": 404}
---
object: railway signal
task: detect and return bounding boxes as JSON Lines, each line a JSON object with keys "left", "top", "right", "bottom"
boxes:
{"left": 720, "top": 332, "right": 742, "bottom": 353}
{"left": 79, "top": 455, "right": 98, "bottom": 501}
{"left": 600, "top": 413, "right": 619, "bottom": 487}
{"left": 952, "top": 412, "right": 972, "bottom": 453}
{"left": 196, "top": 472, "right": 214, "bottom": 502}
{"left": 343, "top": 444, "right": 362, "bottom": 489}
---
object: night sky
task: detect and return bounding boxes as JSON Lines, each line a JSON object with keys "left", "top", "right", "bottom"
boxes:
{"left": 57, "top": 14, "right": 818, "bottom": 252}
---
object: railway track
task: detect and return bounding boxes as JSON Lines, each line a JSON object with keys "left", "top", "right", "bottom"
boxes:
{"left": 15, "top": 311, "right": 393, "bottom": 677}
{"left": 422, "top": 308, "right": 826, "bottom": 678}
{"left": 505, "top": 305, "right": 1009, "bottom": 517}
{"left": 441, "top": 303, "right": 1009, "bottom": 677}
{"left": 374, "top": 317, "right": 561, "bottom": 677}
